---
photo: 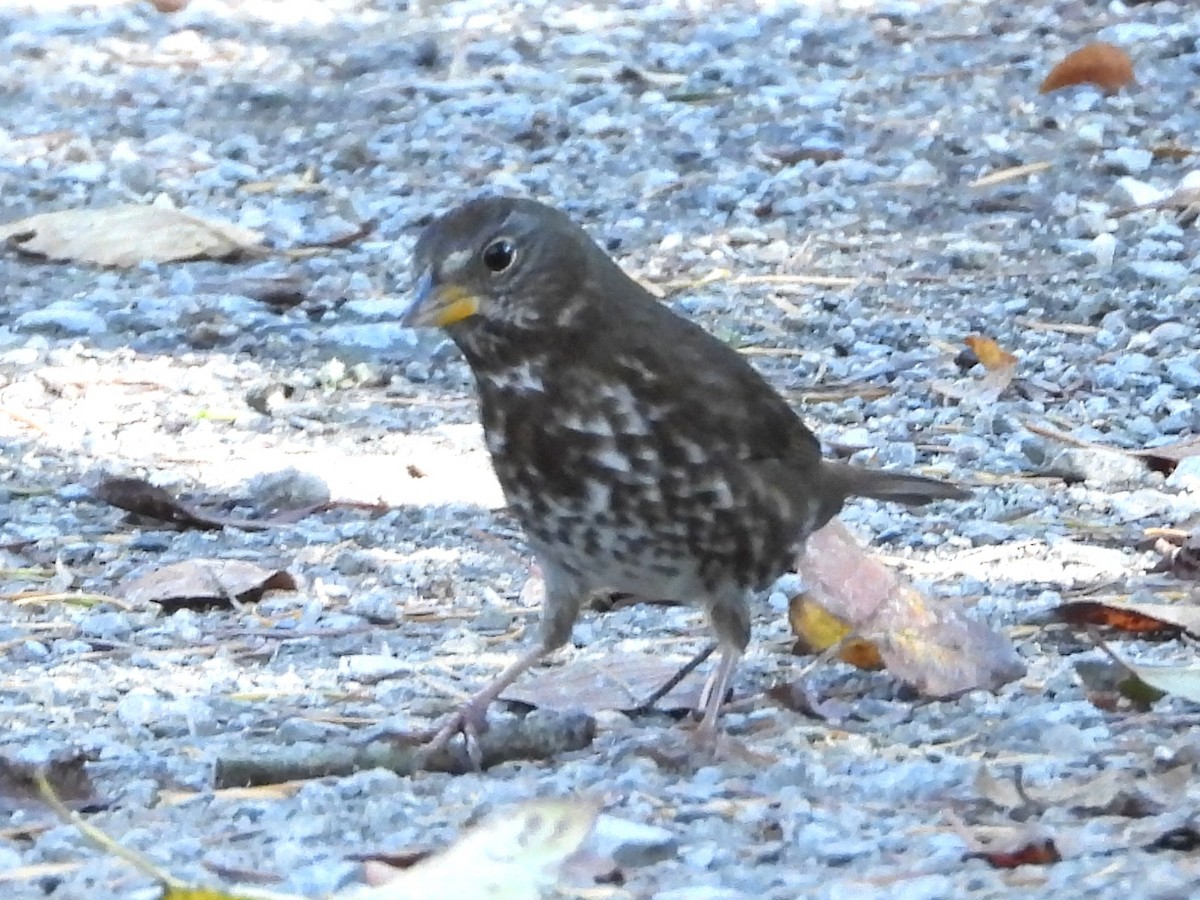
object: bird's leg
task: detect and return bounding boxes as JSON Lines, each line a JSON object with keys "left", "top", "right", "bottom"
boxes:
{"left": 694, "top": 596, "right": 752, "bottom": 741}
{"left": 425, "top": 570, "right": 582, "bottom": 768}
{"left": 695, "top": 644, "right": 742, "bottom": 740}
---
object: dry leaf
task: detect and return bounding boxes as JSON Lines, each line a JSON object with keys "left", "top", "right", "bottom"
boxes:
{"left": 1040, "top": 42, "right": 1135, "bottom": 95}
{"left": 0, "top": 204, "right": 265, "bottom": 267}
{"left": 968, "top": 838, "right": 1061, "bottom": 869}
{"left": 121, "top": 559, "right": 296, "bottom": 610}
{"left": 1023, "top": 420, "right": 1200, "bottom": 477}
{"left": 787, "top": 594, "right": 884, "bottom": 669}
{"left": 1124, "top": 661, "right": 1200, "bottom": 705}
{"left": 501, "top": 651, "right": 708, "bottom": 713}
{"left": 1055, "top": 599, "right": 1199, "bottom": 636}
{"left": 963, "top": 335, "right": 1017, "bottom": 371}
{"left": 931, "top": 335, "right": 1017, "bottom": 404}
{"left": 354, "top": 798, "right": 601, "bottom": 900}
{"left": 795, "top": 520, "right": 1024, "bottom": 696}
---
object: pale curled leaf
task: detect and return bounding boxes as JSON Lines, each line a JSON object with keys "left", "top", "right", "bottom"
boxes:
{"left": 795, "top": 521, "right": 1024, "bottom": 695}
{"left": 343, "top": 798, "right": 601, "bottom": 900}
{"left": 121, "top": 559, "right": 296, "bottom": 609}
{"left": 1124, "top": 662, "right": 1200, "bottom": 704}
{"left": 0, "top": 204, "right": 265, "bottom": 267}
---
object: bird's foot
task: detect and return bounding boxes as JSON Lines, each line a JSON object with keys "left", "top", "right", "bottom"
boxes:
{"left": 423, "top": 700, "right": 492, "bottom": 770}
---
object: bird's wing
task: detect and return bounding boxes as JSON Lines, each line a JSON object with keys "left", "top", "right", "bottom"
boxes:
{"left": 584, "top": 278, "right": 824, "bottom": 469}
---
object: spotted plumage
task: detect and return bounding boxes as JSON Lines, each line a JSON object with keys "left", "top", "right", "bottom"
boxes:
{"left": 401, "top": 196, "right": 969, "bottom": 752}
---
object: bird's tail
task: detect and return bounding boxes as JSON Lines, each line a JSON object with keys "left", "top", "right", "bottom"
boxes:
{"left": 825, "top": 461, "right": 971, "bottom": 507}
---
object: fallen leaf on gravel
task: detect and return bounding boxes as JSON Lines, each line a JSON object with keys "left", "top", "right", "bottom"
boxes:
{"left": 1124, "top": 661, "right": 1200, "bottom": 704}
{"left": 1022, "top": 421, "right": 1200, "bottom": 478}
{"left": 356, "top": 798, "right": 601, "bottom": 900}
{"left": 931, "top": 335, "right": 1017, "bottom": 404}
{"left": 792, "top": 520, "right": 1024, "bottom": 696}
{"left": 1054, "top": 599, "right": 1200, "bottom": 636}
{"left": 788, "top": 594, "right": 884, "bottom": 669}
{"left": 120, "top": 559, "right": 296, "bottom": 610}
{"left": 501, "top": 651, "right": 708, "bottom": 713}
{"left": 975, "top": 765, "right": 1179, "bottom": 818}
{"left": 0, "top": 753, "right": 104, "bottom": 819}
{"left": 0, "top": 204, "right": 265, "bottom": 266}
{"left": 968, "top": 837, "right": 1061, "bottom": 869}
{"left": 1039, "top": 42, "right": 1134, "bottom": 94}
{"left": 964, "top": 334, "right": 1017, "bottom": 371}
{"left": 93, "top": 475, "right": 335, "bottom": 531}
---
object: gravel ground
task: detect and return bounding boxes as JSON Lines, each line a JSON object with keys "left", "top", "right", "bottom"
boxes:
{"left": 2, "top": 0, "right": 1200, "bottom": 897}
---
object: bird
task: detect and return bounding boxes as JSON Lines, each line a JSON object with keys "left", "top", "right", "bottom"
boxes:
{"left": 400, "top": 196, "right": 969, "bottom": 758}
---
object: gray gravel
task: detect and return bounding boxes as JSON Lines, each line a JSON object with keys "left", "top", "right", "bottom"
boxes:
{"left": 3, "top": 0, "right": 1200, "bottom": 897}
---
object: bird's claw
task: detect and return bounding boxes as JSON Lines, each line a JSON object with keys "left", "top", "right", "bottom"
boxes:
{"left": 423, "top": 703, "right": 490, "bottom": 770}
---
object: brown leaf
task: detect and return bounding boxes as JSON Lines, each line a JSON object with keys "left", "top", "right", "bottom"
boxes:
{"left": 1055, "top": 599, "right": 1199, "bottom": 636}
{"left": 0, "top": 752, "right": 104, "bottom": 819}
{"left": 1040, "top": 42, "right": 1135, "bottom": 95}
{"left": 0, "top": 204, "right": 264, "bottom": 267}
{"left": 93, "top": 475, "right": 331, "bottom": 532}
{"left": 500, "top": 651, "right": 708, "bottom": 714}
{"left": 120, "top": 559, "right": 296, "bottom": 610}
{"left": 796, "top": 521, "right": 1024, "bottom": 696}
{"left": 969, "top": 838, "right": 1061, "bottom": 869}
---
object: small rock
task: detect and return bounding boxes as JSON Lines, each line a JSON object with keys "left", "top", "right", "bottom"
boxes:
{"left": 1123, "top": 260, "right": 1190, "bottom": 284}
{"left": 897, "top": 159, "right": 937, "bottom": 183}
{"left": 1110, "top": 177, "right": 1166, "bottom": 208}
{"left": 944, "top": 240, "right": 1000, "bottom": 270}
{"left": 1167, "top": 457, "right": 1200, "bottom": 491}
{"left": 1089, "top": 233, "right": 1117, "bottom": 268}
{"left": 246, "top": 467, "right": 331, "bottom": 510}
{"left": 1046, "top": 448, "right": 1149, "bottom": 488}
{"left": 1165, "top": 359, "right": 1200, "bottom": 392}
{"left": 339, "top": 654, "right": 407, "bottom": 684}
{"left": 79, "top": 611, "right": 132, "bottom": 640}
{"left": 585, "top": 814, "right": 678, "bottom": 868}
{"left": 321, "top": 322, "right": 421, "bottom": 358}
{"left": 1075, "top": 121, "right": 1104, "bottom": 148}
{"left": 14, "top": 304, "right": 108, "bottom": 336}
{"left": 1103, "top": 147, "right": 1153, "bottom": 176}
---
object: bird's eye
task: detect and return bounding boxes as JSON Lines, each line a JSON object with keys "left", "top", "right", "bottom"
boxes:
{"left": 481, "top": 239, "right": 515, "bottom": 273}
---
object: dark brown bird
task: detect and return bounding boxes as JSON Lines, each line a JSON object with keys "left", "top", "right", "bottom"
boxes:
{"left": 401, "top": 197, "right": 968, "bottom": 754}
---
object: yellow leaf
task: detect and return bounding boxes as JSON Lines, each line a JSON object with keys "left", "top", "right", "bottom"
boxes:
{"left": 788, "top": 594, "right": 884, "bottom": 670}
{"left": 963, "top": 335, "right": 1017, "bottom": 371}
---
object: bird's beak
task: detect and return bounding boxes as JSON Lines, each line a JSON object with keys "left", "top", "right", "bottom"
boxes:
{"left": 400, "top": 270, "right": 480, "bottom": 328}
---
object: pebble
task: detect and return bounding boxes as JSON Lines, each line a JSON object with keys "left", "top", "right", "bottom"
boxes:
{"left": 943, "top": 240, "right": 1001, "bottom": 270}
{"left": 1109, "top": 177, "right": 1165, "bottom": 208}
{"left": 1123, "top": 260, "right": 1190, "bottom": 284}
{"left": 585, "top": 814, "right": 680, "bottom": 867}
{"left": 1167, "top": 457, "right": 1200, "bottom": 491}
{"left": 14, "top": 304, "right": 108, "bottom": 336}
{"left": 1103, "top": 147, "right": 1153, "bottom": 175}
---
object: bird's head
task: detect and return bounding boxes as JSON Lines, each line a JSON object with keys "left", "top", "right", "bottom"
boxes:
{"left": 402, "top": 196, "right": 597, "bottom": 340}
